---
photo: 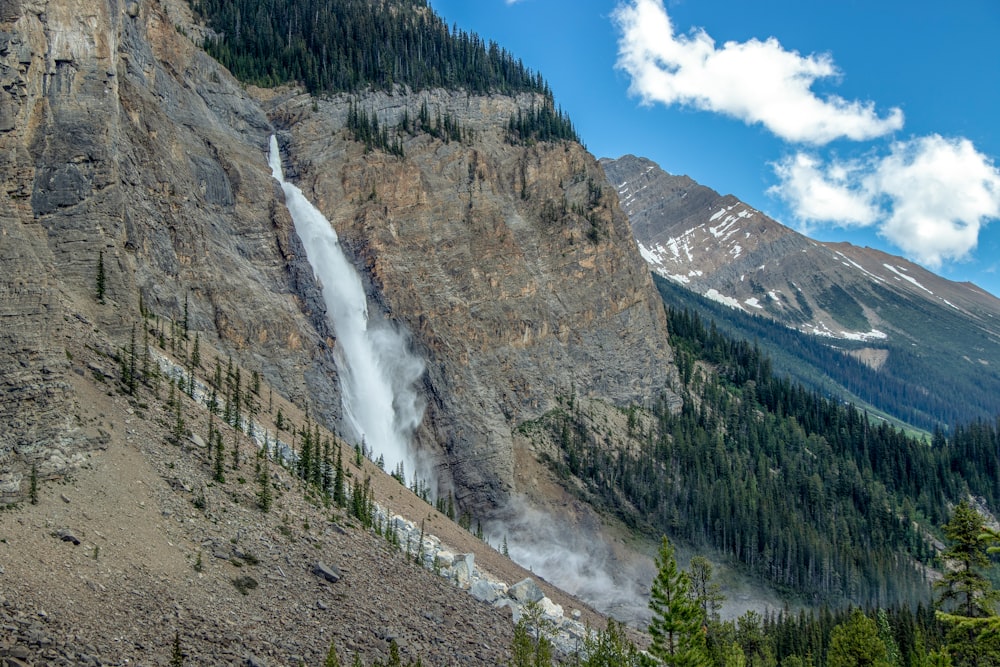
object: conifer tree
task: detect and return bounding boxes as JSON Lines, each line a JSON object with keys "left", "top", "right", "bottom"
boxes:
{"left": 324, "top": 640, "right": 341, "bottom": 667}
{"left": 827, "top": 609, "right": 889, "bottom": 667}
{"left": 581, "top": 619, "right": 641, "bottom": 667}
{"left": 191, "top": 334, "right": 201, "bottom": 368}
{"left": 935, "top": 504, "right": 1000, "bottom": 665}
{"left": 213, "top": 431, "right": 225, "bottom": 483}
{"left": 646, "top": 537, "right": 711, "bottom": 667}
{"left": 937, "top": 501, "right": 996, "bottom": 619}
{"left": 687, "top": 556, "right": 723, "bottom": 624}
{"left": 29, "top": 462, "right": 38, "bottom": 505}
{"left": 509, "top": 612, "right": 553, "bottom": 667}
{"left": 96, "top": 250, "right": 106, "bottom": 303}
{"left": 257, "top": 457, "right": 272, "bottom": 513}
{"left": 333, "top": 446, "right": 346, "bottom": 507}
{"left": 170, "top": 630, "right": 184, "bottom": 666}
{"left": 182, "top": 293, "right": 189, "bottom": 339}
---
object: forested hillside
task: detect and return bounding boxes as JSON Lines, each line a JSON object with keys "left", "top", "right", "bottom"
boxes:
{"left": 193, "top": 0, "right": 545, "bottom": 95}
{"left": 654, "top": 275, "right": 1000, "bottom": 432}
{"left": 523, "top": 302, "right": 1000, "bottom": 608}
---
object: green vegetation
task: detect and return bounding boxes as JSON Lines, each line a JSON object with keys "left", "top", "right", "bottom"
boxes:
{"left": 170, "top": 630, "right": 184, "bottom": 667}
{"left": 28, "top": 463, "right": 38, "bottom": 505}
{"left": 647, "top": 536, "right": 711, "bottom": 666}
{"left": 509, "top": 602, "right": 554, "bottom": 667}
{"left": 557, "top": 500, "right": 1000, "bottom": 666}
{"left": 506, "top": 103, "right": 579, "bottom": 145}
{"left": 231, "top": 574, "right": 258, "bottom": 595}
{"left": 95, "top": 250, "right": 106, "bottom": 303}
{"left": 654, "top": 274, "right": 1000, "bottom": 434}
{"left": 530, "top": 300, "right": 1000, "bottom": 607}
{"left": 193, "top": 0, "right": 552, "bottom": 97}
{"left": 815, "top": 283, "right": 870, "bottom": 332}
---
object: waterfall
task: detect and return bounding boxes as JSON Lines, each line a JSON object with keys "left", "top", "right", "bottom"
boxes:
{"left": 268, "top": 135, "right": 426, "bottom": 484}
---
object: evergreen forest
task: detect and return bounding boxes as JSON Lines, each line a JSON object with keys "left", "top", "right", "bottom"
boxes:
{"left": 524, "top": 302, "right": 1000, "bottom": 609}
{"left": 654, "top": 274, "right": 1000, "bottom": 432}
{"left": 192, "top": 0, "right": 551, "bottom": 96}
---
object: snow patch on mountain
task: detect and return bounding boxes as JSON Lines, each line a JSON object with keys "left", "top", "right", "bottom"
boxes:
{"left": 704, "top": 289, "right": 745, "bottom": 310}
{"left": 883, "top": 264, "right": 933, "bottom": 294}
{"left": 801, "top": 320, "right": 888, "bottom": 341}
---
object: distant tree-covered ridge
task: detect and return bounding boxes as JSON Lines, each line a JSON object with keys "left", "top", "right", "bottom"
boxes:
{"left": 192, "top": 0, "right": 553, "bottom": 97}
{"left": 524, "top": 301, "right": 1000, "bottom": 608}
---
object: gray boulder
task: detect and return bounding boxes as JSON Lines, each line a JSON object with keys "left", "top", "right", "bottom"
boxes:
{"left": 508, "top": 578, "right": 544, "bottom": 604}
{"left": 312, "top": 562, "right": 342, "bottom": 583}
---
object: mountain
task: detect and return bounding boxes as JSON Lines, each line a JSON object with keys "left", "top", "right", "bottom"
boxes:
{"left": 6, "top": 0, "right": 1000, "bottom": 658}
{"left": 601, "top": 154, "right": 1000, "bottom": 431}
{"left": 0, "top": 0, "right": 675, "bottom": 513}
{"left": 0, "top": 0, "right": 669, "bottom": 660}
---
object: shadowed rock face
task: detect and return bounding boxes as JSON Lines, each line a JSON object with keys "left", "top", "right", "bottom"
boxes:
{"left": 0, "top": 0, "right": 677, "bottom": 512}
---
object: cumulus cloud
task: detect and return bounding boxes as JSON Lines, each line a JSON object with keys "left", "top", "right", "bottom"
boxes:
{"left": 770, "top": 153, "right": 878, "bottom": 226}
{"left": 612, "top": 0, "right": 903, "bottom": 144}
{"left": 770, "top": 135, "right": 1000, "bottom": 267}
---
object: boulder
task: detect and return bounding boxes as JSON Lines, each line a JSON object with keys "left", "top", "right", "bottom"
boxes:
{"left": 508, "top": 578, "right": 544, "bottom": 604}
{"left": 453, "top": 553, "right": 475, "bottom": 589}
{"left": 470, "top": 579, "right": 498, "bottom": 604}
{"left": 311, "top": 562, "right": 341, "bottom": 584}
{"left": 539, "top": 597, "right": 563, "bottom": 621}
{"left": 55, "top": 529, "right": 80, "bottom": 546}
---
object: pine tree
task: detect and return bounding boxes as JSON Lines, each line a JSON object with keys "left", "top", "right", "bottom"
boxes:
{"left": 827, "top": 609, "right": 889, "bottom": 667}
{"left": 646, "top": 537, "right": 711, "bottom": 667}
{"left": 191, "top": 334, "right": 201, "bottom": 368}
{"left": 333, "top": 446, "right": 346, "bottom": 507}
{"left": 324, "top": 640, "right": 341, "bottom": 667}
{"left": 170, "top": 630, "right": 184, "bottom": 666}
{"left": 935, "top": 506, "right": 1000, "bottom": 665}
{"left": 936, "top": 501, "right": 996, "bottom": 619}
{"left": 213, "top": 431, "right": 225, "bottom": 483}
{"left": 582, "top": 618, "right": 641, "bottom": 666}
{"left": 257, "top": 458, "right": 272, "bottom": 513}
{"left": 687, "top": 556, "right": 723, "bottom": 624}
{"left": 509, "top": 613, "right": 553, "bottom": 667}
{"left": 29, "top": 462, "right": 38, "bottom": 505}
{"left": 96, "top": 250, "right": 106, "bottom": 303}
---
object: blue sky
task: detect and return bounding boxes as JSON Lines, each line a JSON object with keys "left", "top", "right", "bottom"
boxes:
{"left": 428, "top": 0, "right": 1000, "bottom": 297}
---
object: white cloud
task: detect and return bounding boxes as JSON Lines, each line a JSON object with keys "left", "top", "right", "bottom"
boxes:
{"left": 612, "top": 0, "right": 903, "bottom": 144}
{"left": 770, "top": 136, "right": 1000, "bottom": 268}
{"left": 769, "top": 153, "right": 877, "bottom": 226}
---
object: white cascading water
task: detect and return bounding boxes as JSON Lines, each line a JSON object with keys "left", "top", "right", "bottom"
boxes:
{"left": 267, "top": 135, "right": 426, "bottom": 483}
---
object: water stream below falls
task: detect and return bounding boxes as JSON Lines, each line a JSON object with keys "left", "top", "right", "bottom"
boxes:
{"left": 268, "top": 135, "right": 426, "bottom": 484}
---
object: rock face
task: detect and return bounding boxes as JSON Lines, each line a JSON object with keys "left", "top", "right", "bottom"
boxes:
{"left": 602, "top": 154, "right": 1000, "bottom": 341}
{"left": 268, "top": 92, "right": 676, "bottom": 510}
{"left": 0, "top": 0, "right": 676, "bottom": 513}
{"left": 0, "top": 0, "right": 342, "bottom": 502}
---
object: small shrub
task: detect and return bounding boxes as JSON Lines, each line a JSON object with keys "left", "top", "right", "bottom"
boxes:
{"left": 231, "top": 575, "right": 258, "bottom": 595}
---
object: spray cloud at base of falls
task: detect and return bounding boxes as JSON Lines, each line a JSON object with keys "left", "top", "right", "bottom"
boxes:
{"left": 267, "top": 134, "right": 430, "bottom": 487}
{"left": 486, "top": 495, "right": 656, "bottom": 626}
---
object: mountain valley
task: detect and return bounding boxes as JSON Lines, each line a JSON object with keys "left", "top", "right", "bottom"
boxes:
{"left": 2, "top": 0, "right": 1000, "bottom": 664}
